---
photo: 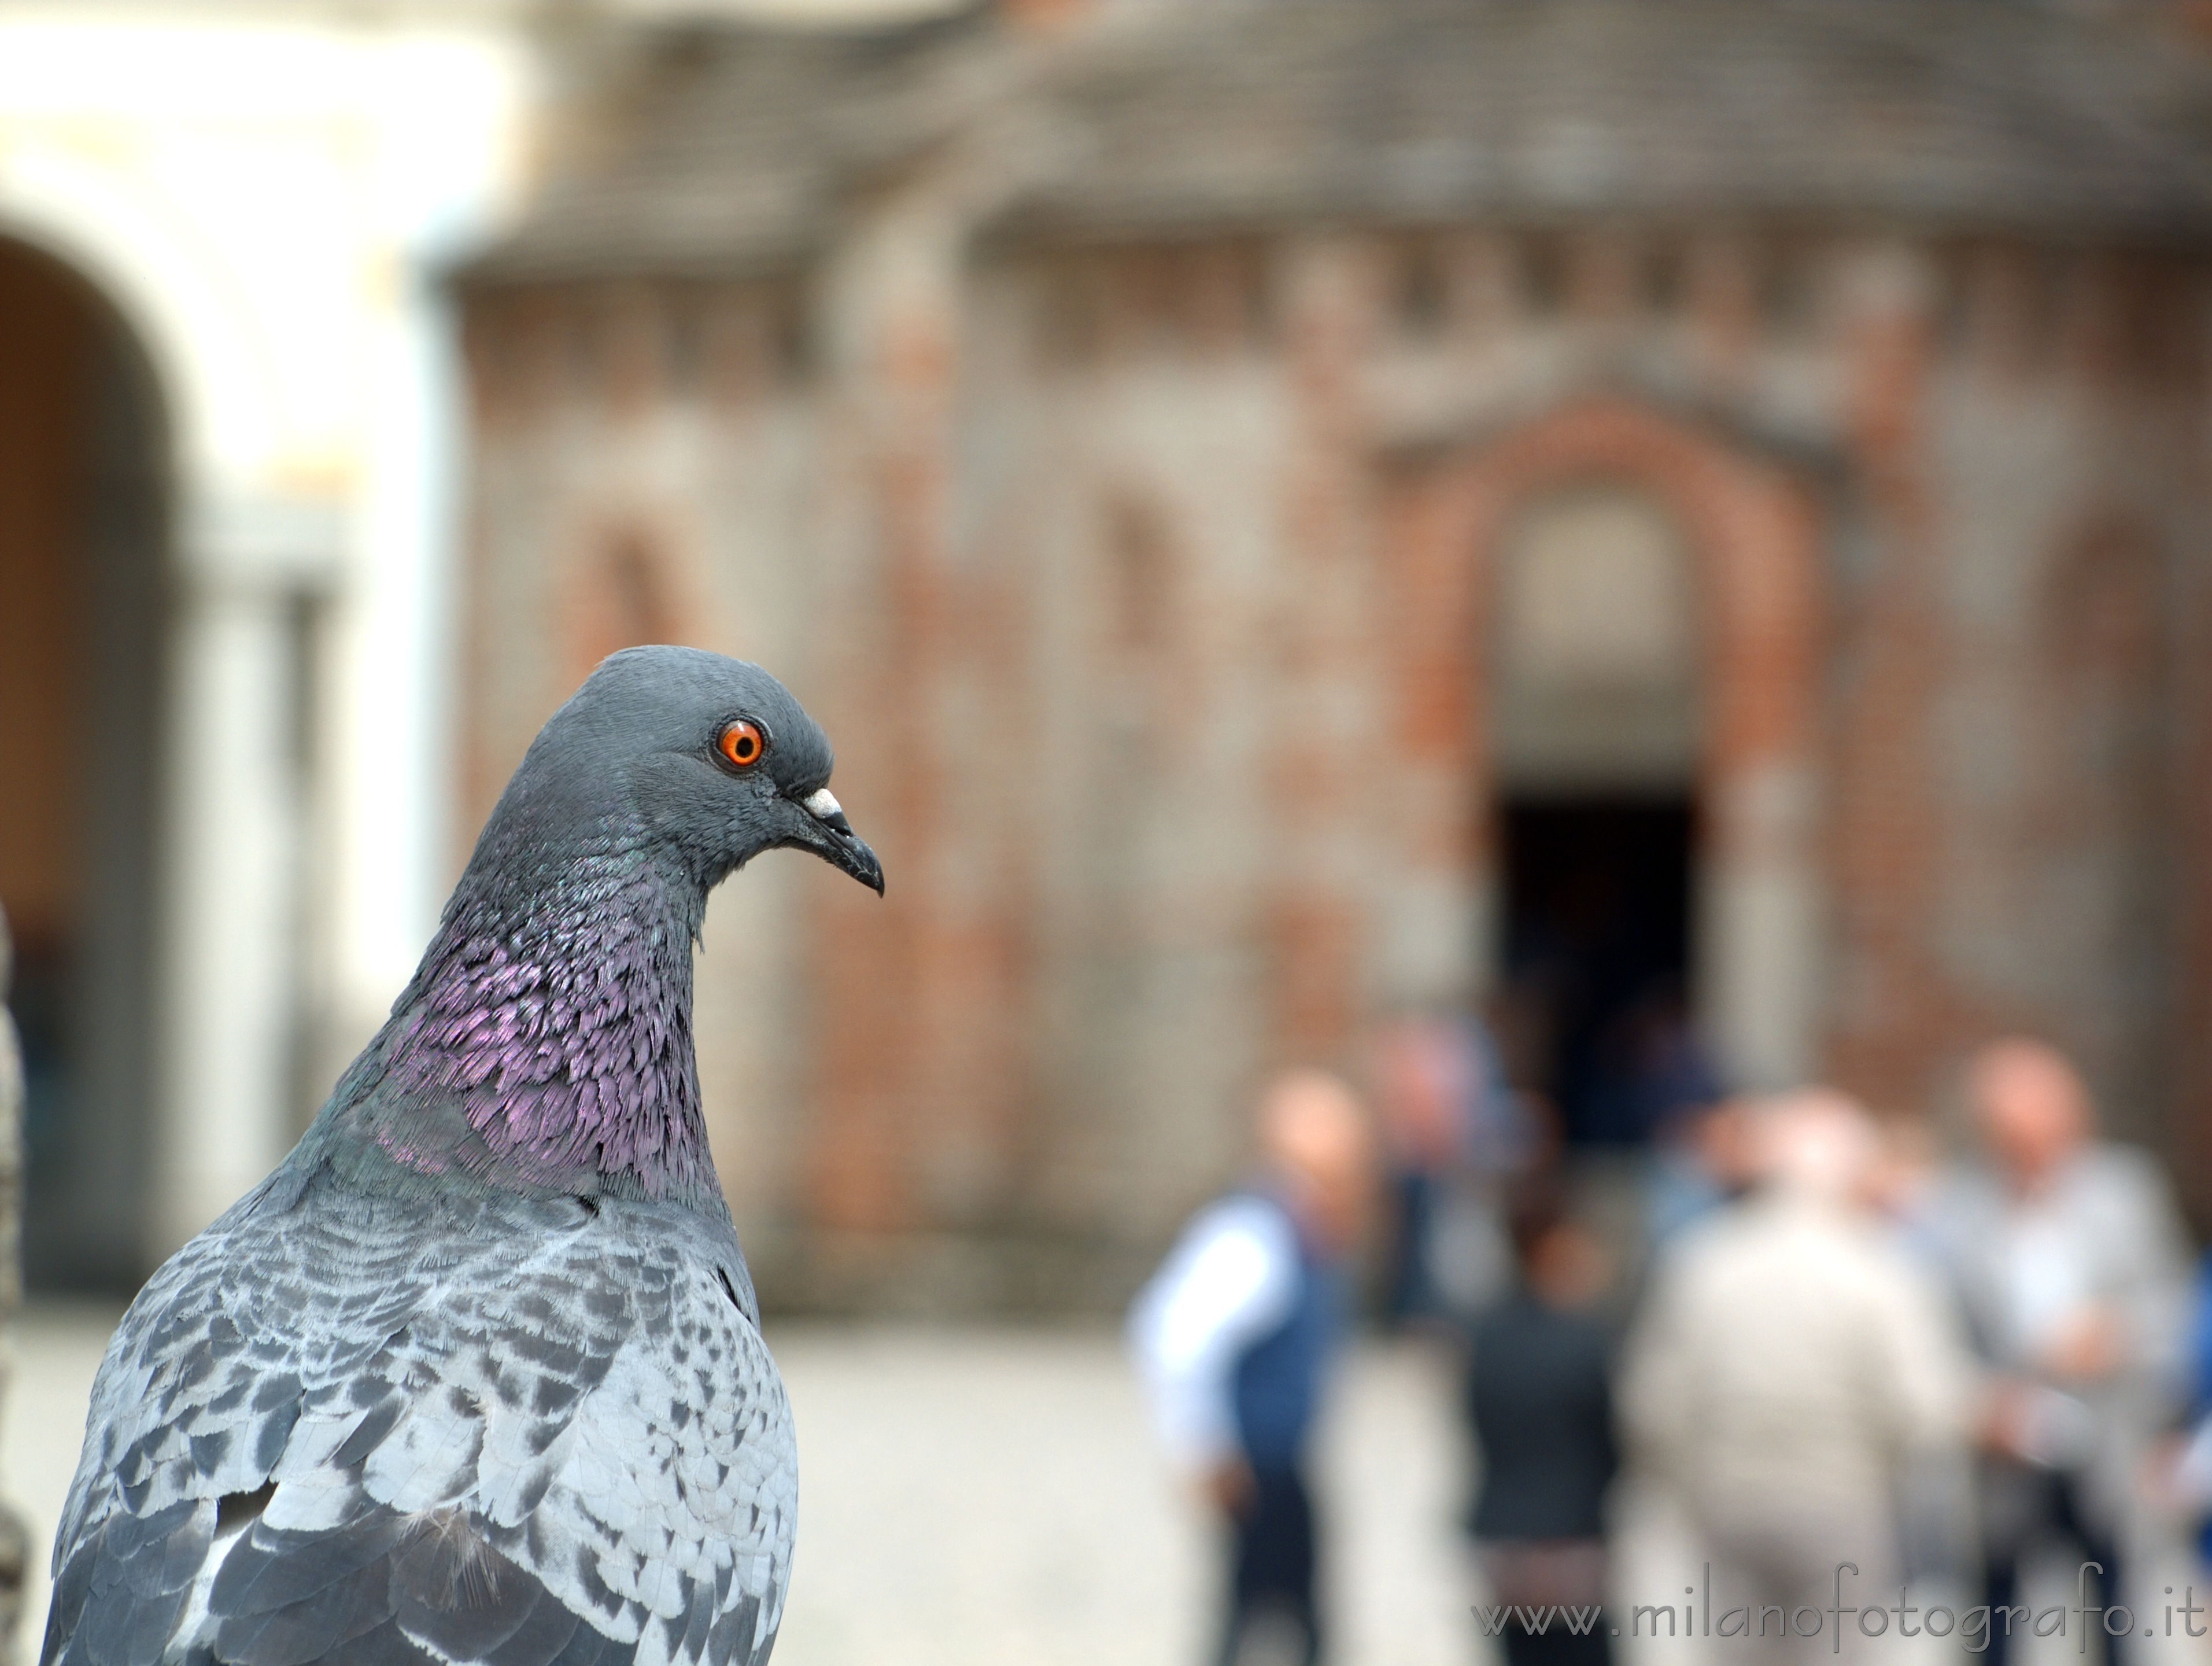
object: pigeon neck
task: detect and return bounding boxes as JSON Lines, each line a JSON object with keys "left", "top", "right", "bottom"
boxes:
{"left": 371, "top": 822, "right": 722, "bottom": 1208}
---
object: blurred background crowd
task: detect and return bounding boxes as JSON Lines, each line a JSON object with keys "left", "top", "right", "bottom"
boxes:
{"left": 11, "top": 0, "right": 2212, "bottom": 1661}
{"left": 1117, "top": 1004, "right": 2207, "bottom": 1665}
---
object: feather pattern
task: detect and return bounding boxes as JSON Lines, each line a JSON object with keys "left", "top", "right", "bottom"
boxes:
{"left": 43, "top": 1175, "right": 793, "bottom": 1666}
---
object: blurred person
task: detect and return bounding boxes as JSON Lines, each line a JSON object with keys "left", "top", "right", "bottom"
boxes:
{"left": 1864, "top": 1112, "right": 1945, "bottom": 1245}
{"left": 1128, "top": 1070, "right": 1375, "bottom": 1666}
{"left": 1372, "top": 1011, "right": 1476, "bottom": 1325}
{"left": 2149, "top": 1254, "right": 2212, "bottom": 1577}
{"left": 1643, "top": 1092, "right": 1758, "bottom": 1248}
{"left": 1622, "top": 1089, "right": 1973, "bottom": 1663}
{"left": 1930, "top": 1039, "right": 2193, "bottom": 1666}
{"left": 1371, "top": 1009, "right": 1528, "bottom": 1326}
{"left": 1464, "top": 1180, "right": 1618, "bottom": 1666}
{"left": 1866, "top": 1110, "right": 1979, "bottom": 1586}
{"left": 2186, "top": 1252, "right": 2212, "bottom": 1565}
{"left": 1590, "top": 981, "right": 1724, "bottom": 1148}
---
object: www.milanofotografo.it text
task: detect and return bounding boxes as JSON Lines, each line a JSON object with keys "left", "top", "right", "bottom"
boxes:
{"left": 1474, "top": 1564, "right": 2211, "bottom": 1652}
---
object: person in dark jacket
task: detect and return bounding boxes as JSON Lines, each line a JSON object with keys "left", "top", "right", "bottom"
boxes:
{"left": 1465, "top": 1182, "right": 1618, "bottom": 1666}
{"left": 1129, "top": 1071, "right": 1375, "bottom": 1666}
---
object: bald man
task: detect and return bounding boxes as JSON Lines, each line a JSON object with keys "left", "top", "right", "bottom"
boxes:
{"left": 1129, "top": 1071, "right": 1374, "bottom": 1666}
{"left": 1622, "top": 1090, "right": 1972, "bottom": 1664}
{"left": 1929, "top": 1041, "right": 2192, "bottom": 1666}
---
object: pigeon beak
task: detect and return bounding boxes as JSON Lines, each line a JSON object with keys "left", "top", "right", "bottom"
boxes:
{"left": 790, "top": 786, "right": 885, "bottom": 895}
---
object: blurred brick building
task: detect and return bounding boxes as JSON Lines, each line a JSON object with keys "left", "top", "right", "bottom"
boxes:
{"left": 458, "top": 0, "right": 2212, "bottom": 1306}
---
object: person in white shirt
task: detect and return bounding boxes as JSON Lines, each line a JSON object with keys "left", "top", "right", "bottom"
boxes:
{"left": 1128, "top": 1071, "right": 1373, "bottom": 1666}
{"left": 1930, "top": 1039, "right": 2192, "bottom": 1666}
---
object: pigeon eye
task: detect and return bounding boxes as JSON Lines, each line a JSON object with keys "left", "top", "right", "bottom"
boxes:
{"left": 715, "top": 720, "right": 767, "bottom": 770}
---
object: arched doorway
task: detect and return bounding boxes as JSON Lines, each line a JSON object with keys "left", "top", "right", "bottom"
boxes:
{"left": 1491, "top": 485, "right": 1705, "bottom": 1144}
{"left": 1376, "top": 397, "right": 1824, "bottom": 1126}
{"left": 0, "top": 234, "right": 168, "bottom": 1290}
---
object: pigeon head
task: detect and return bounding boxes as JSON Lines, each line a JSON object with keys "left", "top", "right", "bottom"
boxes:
{"left": 344, "top": 648, "right": 879, "bottom": 1207}
{"left": 501, "top": 646, "right": 883, "bottom": 897}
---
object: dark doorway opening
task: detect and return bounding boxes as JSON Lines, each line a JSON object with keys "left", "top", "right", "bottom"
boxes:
{"left": 1497, "top": 797, "right": 1711, "bottom": 1148}
{"left": 0, "top": 237, "right": 167, "bottom": 1291}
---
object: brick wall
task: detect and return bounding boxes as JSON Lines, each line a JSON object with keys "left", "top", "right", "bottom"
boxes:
{"left": 460, "top": 222, "right": 2212, "bottom": 1307}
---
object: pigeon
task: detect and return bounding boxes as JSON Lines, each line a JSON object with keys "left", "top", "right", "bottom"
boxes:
{"left": 41, "top": 647, "right": 883, "bottom": 1666}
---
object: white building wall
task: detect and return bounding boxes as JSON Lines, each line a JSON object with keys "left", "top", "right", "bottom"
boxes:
{"left": 0, "top": 3, "right": 537, "bottom": 1256}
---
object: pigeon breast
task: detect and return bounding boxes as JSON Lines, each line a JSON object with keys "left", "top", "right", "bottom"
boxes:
{"left": 42, "top": 1171, "right": 795, "bottom": 1666}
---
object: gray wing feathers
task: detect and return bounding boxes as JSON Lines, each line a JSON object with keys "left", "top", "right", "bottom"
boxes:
{"left": 43, "top": 1195, "right": 795, "bottom": 1666}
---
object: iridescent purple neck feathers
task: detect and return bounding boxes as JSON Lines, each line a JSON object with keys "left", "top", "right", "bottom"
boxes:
{"left": 364, "top": 820, "right": 719, "bottom": 1206}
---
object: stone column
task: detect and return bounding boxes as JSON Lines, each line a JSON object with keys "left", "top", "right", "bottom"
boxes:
{"left": 155, "top": 496, "right": 341, "bottom": 1260}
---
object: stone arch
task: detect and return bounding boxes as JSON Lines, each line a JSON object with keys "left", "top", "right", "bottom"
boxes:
{"left": 0, "top": 181, "right": 341, "bottom": 1269}
{"left": 1378, "top": 395, "right": 1824, "bottom": 1090}
{"left": 0, "top": 233, "right": 171, "bottom": 1285}
{"left": 0, "top": 185, "right": 276, "bottom": 491}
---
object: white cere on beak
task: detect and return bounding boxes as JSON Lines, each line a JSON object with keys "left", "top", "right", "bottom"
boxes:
{"left": 801, "top": 787, "right": 843, "bottom": 821}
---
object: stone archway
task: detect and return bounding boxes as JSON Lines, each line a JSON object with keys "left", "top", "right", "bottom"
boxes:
{"left": 0, "top": 190, "right": 349, "bottom": 1269}
{"left": 0, "top": 235, "right": 169, "bottom": 1287}
{"left": 1378, "top": 396, "right": 1825, "bottom": 1093}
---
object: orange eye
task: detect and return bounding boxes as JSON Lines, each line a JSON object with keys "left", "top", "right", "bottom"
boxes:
{"left": 716, "top": 719, "right": 767, "bottom": 769}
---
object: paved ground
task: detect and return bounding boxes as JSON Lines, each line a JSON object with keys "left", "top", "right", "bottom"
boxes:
{"left": 6, "top": 1306, "right": 2206, "bottom": 1666}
